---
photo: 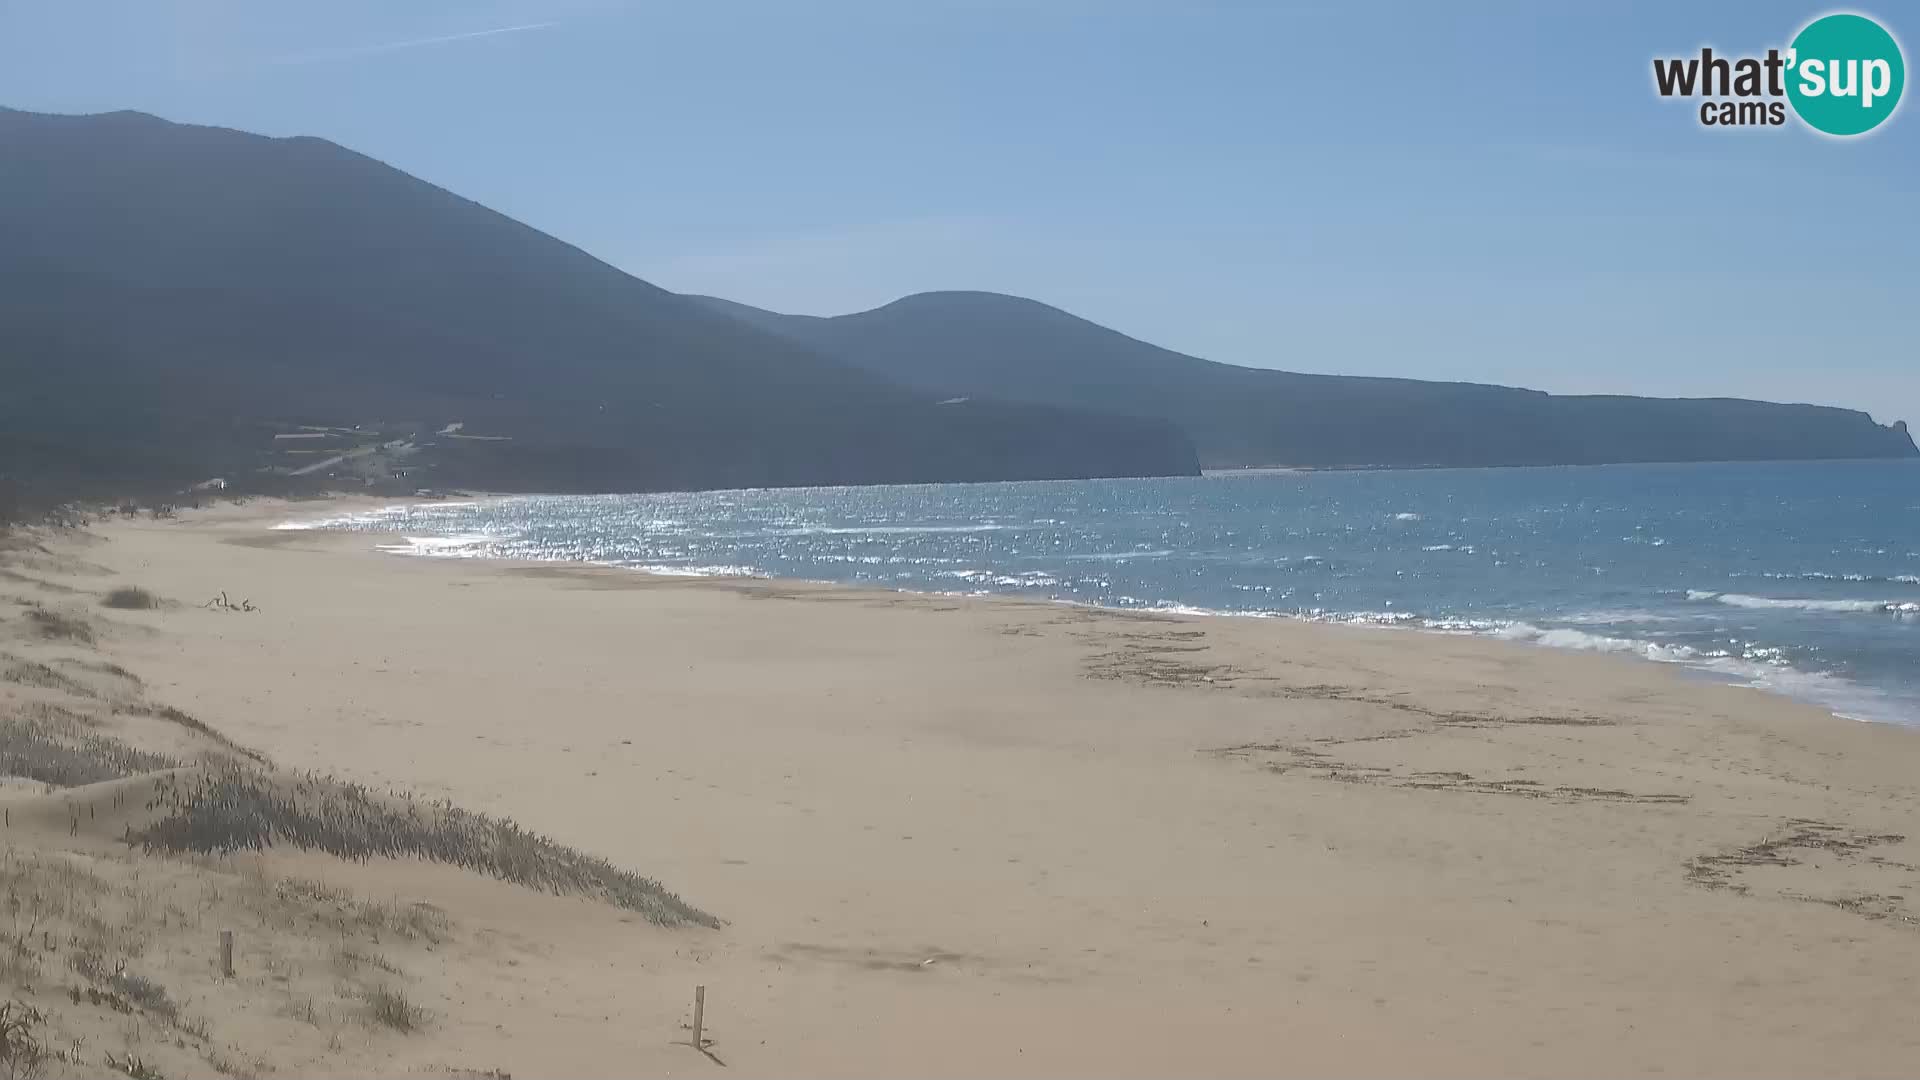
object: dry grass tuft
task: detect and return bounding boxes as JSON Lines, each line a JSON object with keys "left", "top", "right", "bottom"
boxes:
{"left": 22, "top": 607, "right": 93, "bottom": 646}
{"left": 2, "top": 856, "right": 115, "bottom": 993}
{"left": 101, "top": 587, "right": 160, "bottom": 611}
{"left": 357, "top": 899, "right": 450, "bottom": 944}
{"left": 280, "top": 878, "right": 449, "bottom": 944}
{"left": 0, "top": 943, "right": 40, "bottom": 987}
{"left": 273, "top": 876, "right": 350, "bottom": 906}
{"left": 0, "top": 999, "right": 47, "bottom": 1080}
{"left": 332, "top": 945, "right": 401, "bottom": 976}
{"left": 72, "top": 955, "right": 180, "bottom": 1024}
{"left": 363, "top": 984, "right": 424, "bottom": 1033}
{"left": 104, "top": 1050, "right": 164, "bottom": 1079}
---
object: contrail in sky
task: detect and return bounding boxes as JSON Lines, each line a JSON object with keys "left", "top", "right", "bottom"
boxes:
{"left": 272, "top": 21, "right": 557, "bottom": 66}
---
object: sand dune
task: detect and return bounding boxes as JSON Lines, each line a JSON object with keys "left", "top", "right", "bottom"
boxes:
{"left": 6, "top": 499, "right": 1920, "bottom": 1076}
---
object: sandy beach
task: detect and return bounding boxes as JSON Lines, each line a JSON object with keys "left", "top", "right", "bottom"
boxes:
{"left": 6, "top": 497, "right": 1920, "bottom": 1077}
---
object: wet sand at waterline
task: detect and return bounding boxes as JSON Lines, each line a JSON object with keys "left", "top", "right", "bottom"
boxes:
{"left": 6, "top": 498, "right": 1920, "bottom": 1077}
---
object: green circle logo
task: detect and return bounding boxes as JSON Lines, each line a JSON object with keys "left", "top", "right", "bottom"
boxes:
{"left": 1786, "top": 13, "right": 1905, "bottom": 136}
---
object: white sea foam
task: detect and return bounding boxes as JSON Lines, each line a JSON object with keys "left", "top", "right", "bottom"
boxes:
{"left": 276, "top": 500, "right": 487, "bottom": 532}
{"left": 1688, "top": 591, "right": 1919, "bottom": 614}
{"left": 1492, "top": 622, "right": 1700, "bottom": 662}
{"left": 630, "top": 564, "right": 762, "bottom": 577}
{"left": 1341, "top": 610, "right": 1420, "bottom": 625}
{"left": 1266, "top": 605, "right": 1903, "bottom": 722}
{"left": 1471, "top": 622, "right": 1900, "bottom": 722}
{"left": 1419, "top": 616, "right": 1509, "bottom": 633}
{"left": 769, "top": 523, "right": 1015, "bottom": 536}
{"left": 373, "top": 534, "right": 496, "bottom": 556}
{"left": 1149, "top": 601, "right": 1277, "bottom": 619}
{"left": 1556, "top": 609, "right": 1693, "bottom": 625}
{"left": 1296, "top": 608, "right": 1420, "bottom": 626}
{"left": 934, "top": 569, "right": 1060, "bottom": 588}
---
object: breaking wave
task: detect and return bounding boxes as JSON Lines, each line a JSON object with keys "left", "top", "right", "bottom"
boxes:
{"left": 1686, "top": 590, "right": 1920, "bottom": 614}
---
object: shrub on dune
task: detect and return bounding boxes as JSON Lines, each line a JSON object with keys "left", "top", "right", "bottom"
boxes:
{"left": 101, "top": 586, "right": 160, "bottom": 610}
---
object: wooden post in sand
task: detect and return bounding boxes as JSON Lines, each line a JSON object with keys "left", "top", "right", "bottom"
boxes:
{"left": 691, "top": 985, "right": 705, "bottom": 1049}
{"left": 219, "top": 929, "right": 234, "bottom": 977}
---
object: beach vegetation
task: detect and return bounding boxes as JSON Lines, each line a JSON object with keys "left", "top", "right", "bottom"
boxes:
{"left": 101, "top": 587, "right": 159, "bottom": 611}
{"left": 0, "top": 1000, "right": 47, "bottom": 1080}
{"left": 71, "top": 954, "right": 180, "bottom": 1025}
{"left": 22, "top": 607, "right": 93, "bottom": 646}
{"left": 363, "top": 985, "right": 424, "bottom": 1033}
{"left": 114, "top": 704, "right": 263, "bottom": 764}
{"left": 103, "top": 1051, "right": 163, "bottom": 1079}
{"left": 0, "top": 658, "right": 94, "bottom": 698}
{"left": 0, "top": 715, "right": 175, "bottom": 788}
{"left": 129, "top": 768, "right": 719, "bottom": 928}
{"left": 0, "top": 699, "right": 711, "bottom": 928}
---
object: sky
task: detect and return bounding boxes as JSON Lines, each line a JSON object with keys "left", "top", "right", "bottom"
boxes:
{"left": 2, "top": 1, "right": 1915, "bottom": 426}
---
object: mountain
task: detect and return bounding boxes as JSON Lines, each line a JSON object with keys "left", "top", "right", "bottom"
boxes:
{"left": 693, "top": 292, "right": 1919, "bottom": 469}
{"left": 0, "top": 107, "right": 1197, "bottom": 508}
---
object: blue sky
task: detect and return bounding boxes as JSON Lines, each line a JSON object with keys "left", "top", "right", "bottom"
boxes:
{"left": 3, "top": 1, "right": 1915, "bottom": 426}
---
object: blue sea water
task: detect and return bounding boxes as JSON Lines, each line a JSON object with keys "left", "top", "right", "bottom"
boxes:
{"left": 288, "top": 460, "right": 1920, "bottom": 725}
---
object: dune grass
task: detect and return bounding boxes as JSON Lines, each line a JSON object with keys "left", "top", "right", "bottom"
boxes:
{"left": 72, "top": 952, "right": 181, "bottom": 1024}
{"left": 0, "top": 1000, "right": 48, "bottom": 1080}
{"left": 364, "top": 984, "right": 424, "bottom": 1033}
{"left": 23, "top": 606, "right": 94, "bottom": 645}
{"left": 129, "top": 768, "right": 718, "bottom": 928}
{"left": 0, "top": 715, "right": 177, "bottom": 788}
{"left": 114, "top": 703, "right": 266, "bottom": 764}
{"left": 1, "top": 659, "right": 713, "bottom": 928}
{"left": 279, "top": 877, "right": 450, "bottom": 944}
{"left": 0, "top": 657, "right": 96, "bottom": 698}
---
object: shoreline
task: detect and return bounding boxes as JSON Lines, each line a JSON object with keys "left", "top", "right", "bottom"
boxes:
{"left": 274, "top": 494, "right": 1916, "bottom": 730}
{"left": 19, "top": 496, "right": 1920, "bottom": 1075}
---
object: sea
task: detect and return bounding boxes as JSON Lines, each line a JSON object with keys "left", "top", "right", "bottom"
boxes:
{"left": 282, "top": 459, "right": 1920, "bottom": 726}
